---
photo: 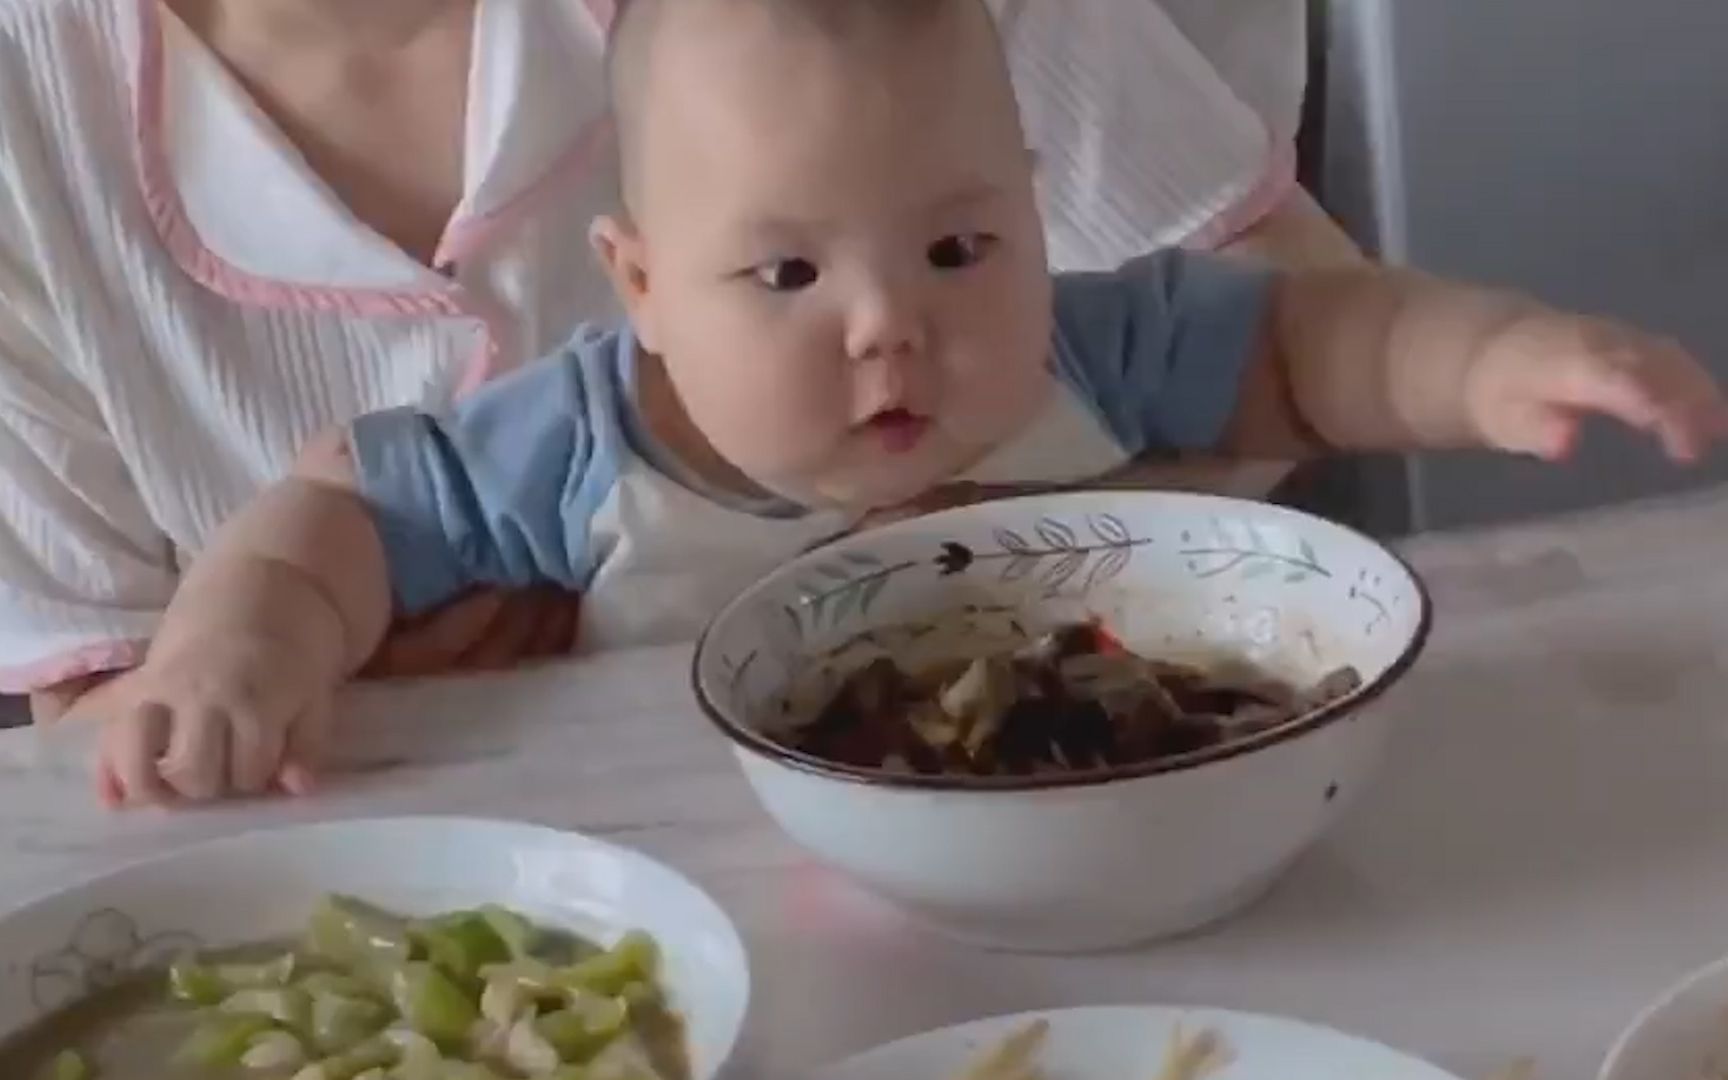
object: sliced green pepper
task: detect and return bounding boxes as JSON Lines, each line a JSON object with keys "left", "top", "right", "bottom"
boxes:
{"left": 437, "top": 1064, "right": 512, "bottom": 1080}
{"left": 219, "top": 986, "right": 313, "bottom": 1033}
{"left": 534, "top": 995, "right": 628, "bottom": 1063}
{"left": 167, "top": 961, "right": 229, "bottom": 1006}
{"left": 478, "top": 957, "right": 565, "bottom": 998}
{"left": 411, "top": 912, "right": 510, "bottom": 983}
{"left": 503, "top": 1017, "right": 563, "bottom": 1075}
{"left": 305, "top": 895, "right": 414, "bottom": 973}
{"left": 296, "top": 971, "right": 383, "bottom": 1002}
{"left": 563, "top": 932, "right": 658, "bottom": 996}
{"left": 170, "top": 952, "right": 296, "bottom": 1006}
{"left": 217, "top": 952, "right": 296, "bottom": 988}
{"left": 478, "top": 904, "right": 537, "bottom": 960}
{"left": 41, "top": 1049, "right": 93, "bottom": 1080}
{"left": 382, "top": 1029, "right": 445, "bottom": 1080}
{"left": 296, "top": 1036, "right": 398, "bottom": 1080}
{"left": 174, "top": 1014, "right": 275, "bottom": 1068}
{"left": 240, "top": 1030, "right": 308, "bottom": 1071}
{"left": 389, "top": 962, "right": 479, "bottom": 1048}
{"left": 310, "top": 991, "right": 389, "bottom": 1053}
{"left": 617, "top": 980, "right": 663, "bottom": 1012}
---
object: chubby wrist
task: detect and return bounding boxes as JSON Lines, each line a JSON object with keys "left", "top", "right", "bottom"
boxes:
{"left": 154, "top": 557, "right": 353, "bottom": 682}
{"left": 1389, "top": 286, "right": 1546, "bottom": 450}
{"left": 1455, "top": 307, "right": 1563, "bottom": 449}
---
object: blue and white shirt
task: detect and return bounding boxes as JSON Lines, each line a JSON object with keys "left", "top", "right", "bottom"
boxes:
{"left": 351, "top": 249, "right": 1271, "bottom": 650}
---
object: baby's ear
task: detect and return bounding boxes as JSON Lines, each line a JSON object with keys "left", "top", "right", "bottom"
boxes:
{"left": 589, "top": 215, "right": 662, "bottom": 351}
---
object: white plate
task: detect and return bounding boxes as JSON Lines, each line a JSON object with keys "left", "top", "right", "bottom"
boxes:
{"left": 813, "top": 1005, "right": 1463, "bottom": 1080}
{"left": 1600, "top": 952, "right": 1728, "bottom": 1080}
{"left": 0, "top": 816, "right": 750, "bottom": 1079}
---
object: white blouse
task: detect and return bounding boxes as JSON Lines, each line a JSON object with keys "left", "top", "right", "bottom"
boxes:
{"left": 0, "top": 0, "right": 1289, "bottom": 689}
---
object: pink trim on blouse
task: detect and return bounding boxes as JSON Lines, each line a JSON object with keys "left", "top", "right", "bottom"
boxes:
{"left": 1185, "top": 129, "right": 1299, "bottom": 251}
{"left": 582, "top": 0, "right": 618, "bottom": 28}
{"left": 0, "top": 640, "right": 149, "bottom": 694}
{"left": 132, "top": 0, "right": 468, "bottom": 322}
{"left": 431, "top": 120, "right": 615, "bottom": 272}
{"left": 129, "top": 0, "right": 611, "bottom": 391}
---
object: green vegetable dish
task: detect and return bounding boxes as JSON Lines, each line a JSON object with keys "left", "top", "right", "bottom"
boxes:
{"left": 3, "top": 896, "right": 687, "bottom": 1080}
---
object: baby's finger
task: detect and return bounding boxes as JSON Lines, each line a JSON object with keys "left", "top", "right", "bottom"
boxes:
{"left": 278, "top": 698, "right": 333, "bottom": 797}
{"left": 1647, "top": 348, "right": 1728, "bottom": 461}
{"left": 96, "top": 759, "right": 126, "bottom": 810}
{"left": 161, "top": 707, "right": 230, "bottom": 801}
{"left": 101, "top": 705, "right": 173, "bottom": 807}
{"left": 229, "top": 711, "right": 287, "bottom": 797}
{"left": 1491, "top": 404, "right": 1581, "bottom": 461}
{"left": 1549, "top": 355, "right": 1666, "bottom": 431}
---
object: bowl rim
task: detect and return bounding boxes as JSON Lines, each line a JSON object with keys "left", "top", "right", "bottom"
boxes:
{"left": 1597, "top": 950, "right": 1728, "bottom": 1080}
{"left": 689, "top": 491, "right": 1434, "bottom": 792}
{"left": 0, "top": 816, "right": 752, "bottom": 1080}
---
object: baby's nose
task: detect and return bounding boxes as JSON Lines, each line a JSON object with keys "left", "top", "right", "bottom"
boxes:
{"left": 845, "top": 284, "right": 928, "bottom": 363}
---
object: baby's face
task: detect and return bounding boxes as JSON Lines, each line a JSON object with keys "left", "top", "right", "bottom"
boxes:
{"left": 608, "top": 0, "right": 1052, "bottom": 509}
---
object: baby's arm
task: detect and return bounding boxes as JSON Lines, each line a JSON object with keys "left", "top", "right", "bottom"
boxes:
{"left": 1239, "top": 264, "right": 1727, "bottom": 460}
{"left": 82, "top": 438, "right": 392, "bottom": 805}
{"left": 154, "top": 431, "right": 392, "bottom": 686}
{"left": 92, "top": 334, "right": 622, "bottom": 806}
{"left": 1052, "top": 250, "right": 1728, "bottom": 465}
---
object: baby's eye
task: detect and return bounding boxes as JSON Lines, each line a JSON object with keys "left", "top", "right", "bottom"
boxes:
{"left": 751, "top": 258, "right": 820, "bottom": 292}
{"left": 927, "top": 233, "right": 996, "bottom": 271}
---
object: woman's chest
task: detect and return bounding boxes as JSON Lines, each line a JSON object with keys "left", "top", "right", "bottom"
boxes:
{"left": 172, "top": 4, "right": 477, "bottom": 264}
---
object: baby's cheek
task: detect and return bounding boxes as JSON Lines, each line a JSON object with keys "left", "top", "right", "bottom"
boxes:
{"left": 946, "top": 345, "right": 1049, "bottom": 439}
{"left": 699, "top": 361, "right": 843, "bottom": 458}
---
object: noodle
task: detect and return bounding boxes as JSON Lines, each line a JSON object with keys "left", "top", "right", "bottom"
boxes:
{"left": 949, "top": 1021, "right": 1229, "bottom": 1080}
{"left": 948, "top": 1019, "right": 1529, "bottom": 1080}
{"left": 1153, "top": 1026, "right": 1230, "bottom": 1080}
{"left": 953, "top": 1020, "right": 1049, "bottom": 1080}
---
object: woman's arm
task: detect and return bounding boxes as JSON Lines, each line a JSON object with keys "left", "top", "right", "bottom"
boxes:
{"left": 0, "top": 194, "right": 180, "bottom": 721}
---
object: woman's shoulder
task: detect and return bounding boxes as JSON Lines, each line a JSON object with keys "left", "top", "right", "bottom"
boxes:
{"left": 0, "top": 0, "right": 130, "bottom": 120}
{"left": 0, "top": 0, "right": 125, "bottom": 44}
{"left": 0, "top": 0, "right": 132, "bottom": 175}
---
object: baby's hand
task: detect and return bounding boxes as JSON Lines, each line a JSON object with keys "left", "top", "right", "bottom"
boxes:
{"left": 1466, "top": 314, "right": 1728, "bottom": 461}
{"left": 93, "top": 634, "right": 335, "bottom": 809}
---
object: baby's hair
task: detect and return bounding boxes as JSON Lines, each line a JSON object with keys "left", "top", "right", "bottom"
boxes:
{"left": 604, "top": 0, "right": 980, "bottom": 204}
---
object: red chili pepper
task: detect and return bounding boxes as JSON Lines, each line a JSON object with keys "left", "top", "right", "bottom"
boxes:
{"left": 1090, "top": 620, "right": 1127, "bottom": 655}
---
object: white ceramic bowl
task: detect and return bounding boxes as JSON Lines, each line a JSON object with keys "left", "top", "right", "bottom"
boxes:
{"left": 694, "top": 492, "right": 1429, "bottom": 953}
{"left": 813, "top": 1005, "right": 1463, "bottom": 1080}
{"left": 1600, "top": 953, "right": 1728, "bottom": 1080}
{"left": 0, "top": 817, "right": 750, "bottom": 1079}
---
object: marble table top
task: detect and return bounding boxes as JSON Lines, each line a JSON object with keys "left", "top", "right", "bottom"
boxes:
{"left": 10, "top": 489, "right": 1728, "bottom": 1078}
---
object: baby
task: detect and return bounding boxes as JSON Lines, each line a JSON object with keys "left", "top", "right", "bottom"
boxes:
{"left": 87, "top": 0, "right": 1727, "bottom": 805}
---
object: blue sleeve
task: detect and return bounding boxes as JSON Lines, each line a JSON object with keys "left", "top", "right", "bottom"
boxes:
{"left": 1050, "top": 248, "right": 1273, "bottom": 455}
{"left": 348, "top": 327, "right": 627, "bottom": 616}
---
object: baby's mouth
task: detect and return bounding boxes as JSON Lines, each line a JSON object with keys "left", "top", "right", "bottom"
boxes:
{"left": 861, "top": 408, "right": 931, "bottom": 454}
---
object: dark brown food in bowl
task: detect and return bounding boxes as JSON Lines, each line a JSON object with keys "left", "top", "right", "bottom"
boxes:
{"left": 789, "top": 622, "right": 1363, "bottom": 777}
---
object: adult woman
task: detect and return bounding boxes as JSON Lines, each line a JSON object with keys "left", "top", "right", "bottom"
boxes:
{"left": 0, "top": 0, "right": 1351, "bottom": 722}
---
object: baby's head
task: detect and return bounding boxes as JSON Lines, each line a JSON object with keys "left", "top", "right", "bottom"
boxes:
{"left": 593, "top": 0, "right": 1052, "bottom": 509}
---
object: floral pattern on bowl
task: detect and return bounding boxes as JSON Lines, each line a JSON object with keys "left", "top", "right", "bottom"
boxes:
{"left": 27, "top": 908, "right": 200, "bottom": 1012}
